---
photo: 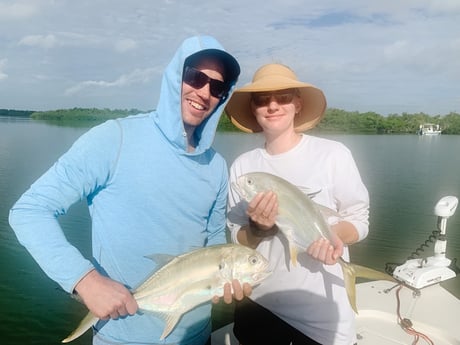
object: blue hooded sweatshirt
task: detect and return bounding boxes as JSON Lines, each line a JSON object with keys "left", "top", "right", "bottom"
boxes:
{"left": 9, "top": 36, "right": 239, "bottom": 345}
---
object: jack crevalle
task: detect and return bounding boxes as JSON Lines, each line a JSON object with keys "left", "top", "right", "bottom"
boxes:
{"left": 235, "top": 171, "right": 395, "bottom": 313}
{"left": 62, "top": 244, "right": 271, "bottom": 343}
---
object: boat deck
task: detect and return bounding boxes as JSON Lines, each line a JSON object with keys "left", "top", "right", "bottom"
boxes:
{"left": 355, "top": 280, "right": 460, "bottom": 345}
{"left": 211, "top": 280, "right": 460, "bottom": 345}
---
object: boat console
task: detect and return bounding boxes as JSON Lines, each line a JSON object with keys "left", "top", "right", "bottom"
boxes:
{"left": 393, "top": 196, "right": 459, "bottom": 288}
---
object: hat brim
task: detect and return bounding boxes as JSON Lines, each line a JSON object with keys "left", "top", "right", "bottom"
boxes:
{"left": 225, "top": 83, "right": 326, "bottom": 133}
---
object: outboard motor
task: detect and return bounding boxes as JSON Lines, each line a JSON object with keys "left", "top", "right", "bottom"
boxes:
{"left": 393, "top": 196, "right": 458, "bottom": 289}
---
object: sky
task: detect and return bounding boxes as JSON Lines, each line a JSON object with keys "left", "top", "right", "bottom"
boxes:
{"left": 0, "top": 0, "right": 459, "bottom": 115}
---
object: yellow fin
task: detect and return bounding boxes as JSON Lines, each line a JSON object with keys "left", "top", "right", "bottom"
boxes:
{"left": 62, "top": 312, "right": 98, "bottom": 343}
{"left": 159, "top": 313, "right": 182, "bottom": 340}
{"left": 339, "top": 258, "right": 395, "bottom": 314}
{"left": 289, "top": 244, "right": 298, "bottom": 267}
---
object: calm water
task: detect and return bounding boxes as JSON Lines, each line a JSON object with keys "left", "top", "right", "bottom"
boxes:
{"left": 1, "top": 117, "right": 460, "bottom": 344}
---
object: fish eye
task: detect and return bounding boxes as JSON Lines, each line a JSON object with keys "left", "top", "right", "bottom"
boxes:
{"left": 247, "top": 178, "right": 253, "bottom": 185}
{"left": 248, "top": 255, "right": 259, "bottom": 265}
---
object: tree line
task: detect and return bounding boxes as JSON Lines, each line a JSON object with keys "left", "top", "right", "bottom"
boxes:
{"left": 0, "top": 109, "right": 35, "bottom": 117}
{"left": 2, "top": 107, "right": 460, "bottom": 134}
{"left": 221, "top": 108, "right": 460, "bottom": 134}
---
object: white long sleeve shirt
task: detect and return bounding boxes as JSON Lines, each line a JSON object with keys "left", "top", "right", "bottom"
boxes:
{"left": 227, "top": 134, "right": 369, "bottom": 345}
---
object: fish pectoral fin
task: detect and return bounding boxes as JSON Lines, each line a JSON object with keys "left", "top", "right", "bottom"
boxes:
{"left": 61, "top": 311, "right": 98, "bottom": 343}
{"left": 159, "top": 312, "right": 182, "bottom": 340}
{"left": 276, "top": 219, "right": 299, "bottom": 268}
{"left": 289, "top": 244, "right": 298, "bottom": 267}
{"left": 154, "top": 279, "right": 216, "bottom": 340}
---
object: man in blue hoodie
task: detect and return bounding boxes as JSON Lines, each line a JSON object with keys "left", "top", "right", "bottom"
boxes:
{"left": 9, "top": 36, "right": 242, "bottom": 345}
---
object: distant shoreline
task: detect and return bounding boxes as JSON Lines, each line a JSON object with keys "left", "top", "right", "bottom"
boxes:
{"left": 2, "top": 108, "right": 460, "bottom": 134}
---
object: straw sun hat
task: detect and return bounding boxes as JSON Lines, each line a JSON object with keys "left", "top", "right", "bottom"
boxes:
{"left": 225, "top": 63, "right": 327, "bottom": 133}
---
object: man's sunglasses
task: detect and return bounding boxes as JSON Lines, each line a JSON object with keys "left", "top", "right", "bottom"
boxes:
{"left": 183, "top": 66, "right": 229, "bottom": 99}
{"left": 251, "top": 90, "right": 297, "bottom": 107}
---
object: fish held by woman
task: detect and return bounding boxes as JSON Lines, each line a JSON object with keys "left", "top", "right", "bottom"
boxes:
{"left": 235, "top": 171, "right": 395, "bottom": 313}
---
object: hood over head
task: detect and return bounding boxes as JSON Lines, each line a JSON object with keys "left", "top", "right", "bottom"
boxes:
{"left": 152, "top": 35, "right": 240, "bottom": 155}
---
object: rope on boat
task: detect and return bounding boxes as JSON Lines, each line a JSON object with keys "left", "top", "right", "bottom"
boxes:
{"left": 395, "top": 285, "right": 435, "bottom": 345}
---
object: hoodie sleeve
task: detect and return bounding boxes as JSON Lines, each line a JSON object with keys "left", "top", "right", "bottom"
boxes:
{"left": 9, "top": 120, "right": 122, "bottom": 292}
{"left": 205, "top": 156, "right": 228, "bottom": 246}
{"left": 226, "top": 159, "right": 250, "bottom": 245}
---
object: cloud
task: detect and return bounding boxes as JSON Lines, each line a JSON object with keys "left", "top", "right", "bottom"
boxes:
{"left": 1, "top": 1, "right": 459, "bottom": 114}
{"left": 0, "top": 59, "right": 8, "bottom": 80}
{"left": 115, "top": 39, "right": 138, "bottom": 53}
{"left": 64, "top": 67, "right": 159, "bottom": 95}
{"left": 0, "top": 2, "right": 38, "bottom": 20}
{"left": 18, "top": 34, "right": 57, "bottom": 49}
{"left": 428, "top": 0, "right": 460, "bottom": 14}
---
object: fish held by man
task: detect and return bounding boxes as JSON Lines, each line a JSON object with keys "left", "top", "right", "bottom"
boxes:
{"left": 234, "top": 171, "right": 395, "bottom": 313}
{"left": 62, "top": 243, "right": 271, "bottom": 343}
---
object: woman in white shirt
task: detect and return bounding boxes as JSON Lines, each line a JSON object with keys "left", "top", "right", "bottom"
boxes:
{"left": 225, "top": 63, "right": 369, "bottom": 345}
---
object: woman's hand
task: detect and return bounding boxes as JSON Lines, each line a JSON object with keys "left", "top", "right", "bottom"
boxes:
{"left": 212, "top": 279, "right": 252, "bottom": 304}
{"left": 307, "top": 233, "right": 343, "bottom": 265}
{"left": 246, "top": 191, "right": 278, "bottom": 231}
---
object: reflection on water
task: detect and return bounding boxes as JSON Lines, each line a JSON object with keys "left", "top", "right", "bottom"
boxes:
{"left": 1, "top": 118, "right": 460, "bottom": 344}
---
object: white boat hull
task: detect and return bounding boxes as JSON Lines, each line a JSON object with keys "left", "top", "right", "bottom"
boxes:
{"left": 211, "top": 280, "right": 460, "bottom": 345}
{"left": 355, "top": 280, "right": 459, "bottom": 345}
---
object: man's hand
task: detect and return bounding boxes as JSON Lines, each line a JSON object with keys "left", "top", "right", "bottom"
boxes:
{"left": 212, "top": 279, "right": 252, "bottom": 304}
{"left": 74, "top": 269, "right": 138, "bottom": 319}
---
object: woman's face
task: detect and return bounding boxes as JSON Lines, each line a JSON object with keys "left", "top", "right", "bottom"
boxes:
{"left": 250, "top": 88, "right": 302, "bottom": 133}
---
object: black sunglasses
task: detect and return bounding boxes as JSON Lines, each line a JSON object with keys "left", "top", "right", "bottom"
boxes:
{"left": 251, "top": 90, "right": 297, "bottom": 107}
{"left": 183, "top": 66, "right": 229, "bottom": 99}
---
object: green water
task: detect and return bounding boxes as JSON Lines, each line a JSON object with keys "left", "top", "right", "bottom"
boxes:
{"left": 1, "top": 117, "right": 459, "bottom": 344}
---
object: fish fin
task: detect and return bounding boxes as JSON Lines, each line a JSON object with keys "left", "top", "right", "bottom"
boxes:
{"left": 144, "top": 253, "right": 176, "bottom": 266}
{"left": 353, "top": 263, "right": 396, "bottom": 283}
{"left": 159, "top": 312, "right": 182, "bottom": 340}
{"left": 339, "top": 258, "right": 396, "bottom": 314}
{"left": 143, "top": 280, "right": 216, "bottom": 340}
{"left": 289, "top": 244, "right": 298, "bottom": 267}
{"left": 314, "top": 203, "right": 340, "bottom": 220}
{"left": 145, "top": 247, "right": 203, "bottom": 266}
{"left": 339, "top": 259, "right": 358, "bottom": 314}
{"left": 276, "top": 219, "right": 300, "bottom": 267}
{"left": 61, "top": 312, "right": 98, "bottom": 343}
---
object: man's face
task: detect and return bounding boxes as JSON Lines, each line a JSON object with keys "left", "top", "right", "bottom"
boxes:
{"left": 181, "top": 57, "right": 226, "bottom": 128}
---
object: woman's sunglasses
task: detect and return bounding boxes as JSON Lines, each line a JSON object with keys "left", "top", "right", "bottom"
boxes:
{"left": 251, "top": 90, "right": 297, "bottom": 107}
{"left": 183, "top": 66, "right": 229, "bottom": 99}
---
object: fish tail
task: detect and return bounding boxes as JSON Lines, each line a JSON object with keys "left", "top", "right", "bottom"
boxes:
{"left": 61, "top": 312, "right": 98, "bottom": 343}
{"left": 339, "top": 258, "right": 396, "bottom": 314}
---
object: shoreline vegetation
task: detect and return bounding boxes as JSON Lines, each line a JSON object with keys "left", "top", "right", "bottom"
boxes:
{"left": 2, "top": 107, "right": 460, "bottom": 134}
